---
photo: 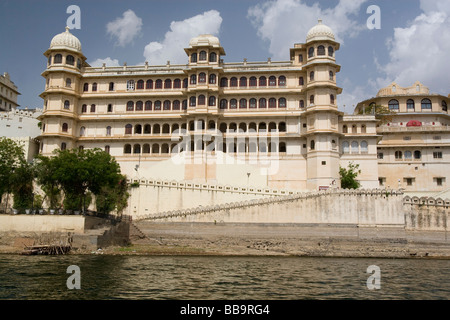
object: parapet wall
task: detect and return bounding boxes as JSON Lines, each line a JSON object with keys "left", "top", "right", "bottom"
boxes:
{"left": 136, "top": 188, "right": 406, "bottom": 226}
{"left": 403, "top": 196, "right": 450, "bottom": 231}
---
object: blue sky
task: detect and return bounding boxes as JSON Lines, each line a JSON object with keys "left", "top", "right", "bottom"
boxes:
{"left": 1, "top": 0, "right": 449, "bottom": 112}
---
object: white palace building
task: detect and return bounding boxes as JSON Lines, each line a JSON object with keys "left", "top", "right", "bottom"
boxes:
{"left": 37, "top": 21, "right": 450, "bottom": 193}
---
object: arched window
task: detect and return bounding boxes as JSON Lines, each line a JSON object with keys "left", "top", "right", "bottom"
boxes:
{"left": 279, "top": 98, "right": 286, "bottom": 108}
{"left": 198, "top": 73, "right": 206, "bottom": 83}
{"left": 64, "top": 100, "right": 70, "bottom": 110}
{"left": 308, "top": 47, "right": 315, "bottom": 58}
{"left": 310, "top": 140, "right": 315, "bottom": 150}
{"left": 220, "top": 77, "right": 228, "bottom": 87}
{"left": 77, "top": 59, "right": 81, "bottom": 69}
{"left": 54, "top": 54, "right": 62, "bottom": 64}
{"left": 127, "top": 80, "right": 135, "bottom": 91}
{"left": 360, "top": 141, "right": 368, "bottom": 153}
{"left": 230, "top": 99, "right": 237, "bottom": 109}
{"left": 143, "top": 124, "right": 151, "bottom": 134}
{"left": 330, "top": 94, "right": 335, "bottom": 105}
{"left": 209, "top": 52, "right": 217, "bottom": 62}
{"left": 220, "top": 99, "right": 227, "bottom": 109}
{"left": 136, "top": 101, "right": 143, "bottom": 111}
{"left": 351, "top": 141, "right": 359, "bottom": 153}
{"left": 173, "top": 100, "right": 181, "bottom": 110}
{"left": 414, "top": 150, "right": 422, "bottom": 159}
{"left": 259, "top": 98, "right": 266, "bottom": 109}
{"left": 249, "top": 98, "right": 257, "bottom": 109}
{"left": 83, "top": 83, "right": 89, "bottom": 92}
{"left": 161, "top": 144, "right": 170, "bottom": 154}
{"left": 61, "top": 142, "right": 67, "bottom": 150}
{"left": 182, "top": 100, "right": 187, "bottom": 109}
{"left": 163, "top": 100, "right": 171, "bottom": 110}
{"left": 146, "top": 79, "right": 153, "bottom": 89}
{"left": 162, "top": 124, "right": 170, "bottom": 134}
{"left": 388, "top": 99, "right": 399, "bottom": 111}
{"left": 269, "top": 76, "right": 277, "bottom": 86}
{"left": 125, "top": 124, "right": 132, "bottom": 135}
{"left": 208, "top": 96, "right": 216, "bottom": 106}
{"left": 198, "top": 95, "right": 205, "bottom": 105}
{"left": 343, "top": 125, "right": 348, "bottom": 133}
{"left": 328, "top": 46, "right": 334, "bottom": 57}
{"left": 239, "top": 123, "right": 247, "bottom": 133}
{"left": 153, "top": 124, "right": 160, "bottom": 134}
{"left": 190, "top": 96, "right": 196, "bottom": 107}
{"left": 81, "top": 104, "right": 87, "bottom": 113}
{"left": 407, "top": 99, "right": 415, "bottom": 111}
{"left": 106, "top": 126, "right": 111, "bottom": 136}
{"left": 135, "top": 125, "right": 142, "bottom": 134}
{"left": 317, "top": 46, "right": 325, "bottom": 56}
{"left": 190, "top": 75, "right": 197, "bottom": 85}
{"left": 145, "top": 101, "right": 152, "bottom": 111}
{"left": 105, "top": 145, "right": 110, "bottom": 154}
{"left": 278, "top": 76, "right": 286, "bottom": 86}
{"left": 230, "top": 77, "right": 238, "bottom": 87}
{"left": 269, "top": 98, "right": 277, "bottom": 108}
{"left": 342, "top": 141, "right": 349, "bottom": 153}
{"left": 442, "top": 101, "right": 448, "bottom": 112}
{"left": 191, "top": 53, "right": 197, "bottom": 63}
{"left": 199, "top": 51, "right": 207, "bottom": 61}
{"left": 92, "top": 83, "right": 97, "bottom": 92}
{"left": 80, "top": 126, "right": 85, "bottom": 136}
{"left": 143, "top": 144, "right": 150, "bottom": 154}
{"left": 173, "top": 79, "right": 181, "bottom": 88}
{"left": 137, "top": 80, "right": 144, "bottom": 89}
{"left": 66, "top": 78, "right": 72, "bottom": 87}
{"left": 279, "top": 122, "right": 286, "bottom": 132}
{"left": 239, "top": 77, "right": 247, "bottom": 87}
{"left": 154, "top": 101, "right": 161, "bottom": 110}
{"left": 329, "top": 71, "right": 334, "bottom": 81}
{"left": 66, "top": 55, "right": 75, "bottom": 65}
{"left": 361, "top": 125, "right": 366, "bottom": 133}
{"left": 124, "top": 144, "right": 131, "bottom": 154}
{"left": 279, "top": 142, "right": 287, "bottom": 153}
{"left": 310, "top": 71, "right": 314, "bottom": 81}
{"left": 209, "top": 74, "right": 216, "bottom": 84}
{"left": 133, "top": 144, "right": 141, "bottom": 154}
{"left": 127, "top": 101, "right": 134, "bottom": 111}
{"left": 299, "top": 77, "right": 304, "bottom": 86}
{"left": 299, "top": 100, "right": 304, "bottom": 108}
{"left": 259, "top": 76, "right": 267, "bottom": 87}
{"left": 258, "top": 122, "right": 267, "bottom": 132}
{"left": 109, "top": 82, "right": 114, "bottom": 91}
{"left": 421, "top": 98, "right": 432, "bottom": 110}
{"left": 249, "top": 77, "right": 257, "bottom": 87}
{"left": 239, "top": 98, "right": 247, "bottom": 109}
{"left": 310, "top": 95, "right": 315, "bottom": 105}
{"left": 219, "top": 123, "right": 227, "bottom": 133}
{"left": 155, "top": 79, "right": 163, "bottom": 89}
{"left": 395, "top": 151, "right": 403, "bottom": 160}
{"left": 268, "top": 122, "right": 277, "bottom": 132}
{"left": 183, "top": 79, "right": 188, "bottom": 89}
{"left": 298, "top": 54, "right": 303, "bottom": 63}
{"left": 62, "top": 123, "right": 68, "bottom": 133}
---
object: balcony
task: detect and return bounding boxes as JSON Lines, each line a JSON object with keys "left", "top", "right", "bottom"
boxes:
{"left": 377, "top": 125, "right": 450, "bottom": 133}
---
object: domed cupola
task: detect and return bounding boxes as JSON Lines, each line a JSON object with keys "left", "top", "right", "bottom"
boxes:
{"left": 49, "top": 27, "right": 82, "bottom": 54}
{"left": 306, "top": 19, "right": 335, "bottom": 43}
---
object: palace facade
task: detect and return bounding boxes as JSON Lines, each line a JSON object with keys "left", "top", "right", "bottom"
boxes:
{"left": 37, "top": 21, "right": 448, "bottom": 192}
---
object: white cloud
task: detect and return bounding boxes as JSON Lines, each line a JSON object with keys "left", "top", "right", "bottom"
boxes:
{"left": 247, "top": 0, "right": 368, "bottom": 60}
{"left": 143, "top": 10, "right": 222, "bottom": 65}
{"left": 89, "top": 57, "right": 120, "bottom": 67}
{"left": 377, "top": 0, "right": 450, "bottom": 95}
{"left": 106, "top": 10, "right": 143, "bottom": 47}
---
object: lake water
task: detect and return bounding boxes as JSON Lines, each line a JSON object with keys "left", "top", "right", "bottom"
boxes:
{"left": 0, "top": 255, "right": 449, "bottom": 300}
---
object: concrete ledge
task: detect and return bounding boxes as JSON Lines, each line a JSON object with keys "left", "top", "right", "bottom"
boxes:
{"left": 0, "top": 215, "right": 87, "bottom": 233}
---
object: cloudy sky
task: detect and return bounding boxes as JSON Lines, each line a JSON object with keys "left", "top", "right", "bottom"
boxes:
{"left": 1, "top": 0, "right": 449, "bottom": 112}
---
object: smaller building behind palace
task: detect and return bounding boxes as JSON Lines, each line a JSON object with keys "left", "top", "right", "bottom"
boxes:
{"left": 37, "top": 22, "right": 450, "bottom": 194}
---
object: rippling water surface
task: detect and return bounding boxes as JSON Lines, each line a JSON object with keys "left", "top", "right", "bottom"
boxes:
{"left": 0, "top": 255, "right": 449, "bottom": 300}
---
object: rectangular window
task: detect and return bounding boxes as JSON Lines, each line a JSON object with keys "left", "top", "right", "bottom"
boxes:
{"left": 378, "top": 177, "right": 386, "bottom": 186}
{"left": 377, "top": 153, "right": 384, "bottom": 160}
{"left": 433, "top": 136, "right": 441, "bottom": 140}
{"left": 435, "top": 177, "right": 445, "bottom": 186}
{"left": 404, "top": 178, "right": 415, "bottom": 186}
{"left": 403, "top": 136, "right": 411, "bottom": 141}
{"left": 433, "top": 152, "right": 443, "bottom": 159}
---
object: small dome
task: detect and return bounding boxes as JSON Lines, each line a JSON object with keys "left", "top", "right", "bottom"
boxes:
{"left": 189, "top": 34, "right": 221, "bottom": 48}
{"left": 306, "top": 19, "right": 335, "bottom": 43}
{"left": 50, "top": 27, "right": 82, "bottom": 53}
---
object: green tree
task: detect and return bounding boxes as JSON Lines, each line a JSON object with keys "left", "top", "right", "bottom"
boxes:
{"left": 339, "top": 162, "right": 361, "bottom": 189}
{"left": 0, "top": 138, "right": 28, "bottom": 211}
{"left": 95, "top": 177, "right": 130, "bottom": 216}
{"left": 34, "top": 155, "right": 62, "bottom": 210}
{"left": 11, "top": 161, "right": 35, "bottom": 212}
